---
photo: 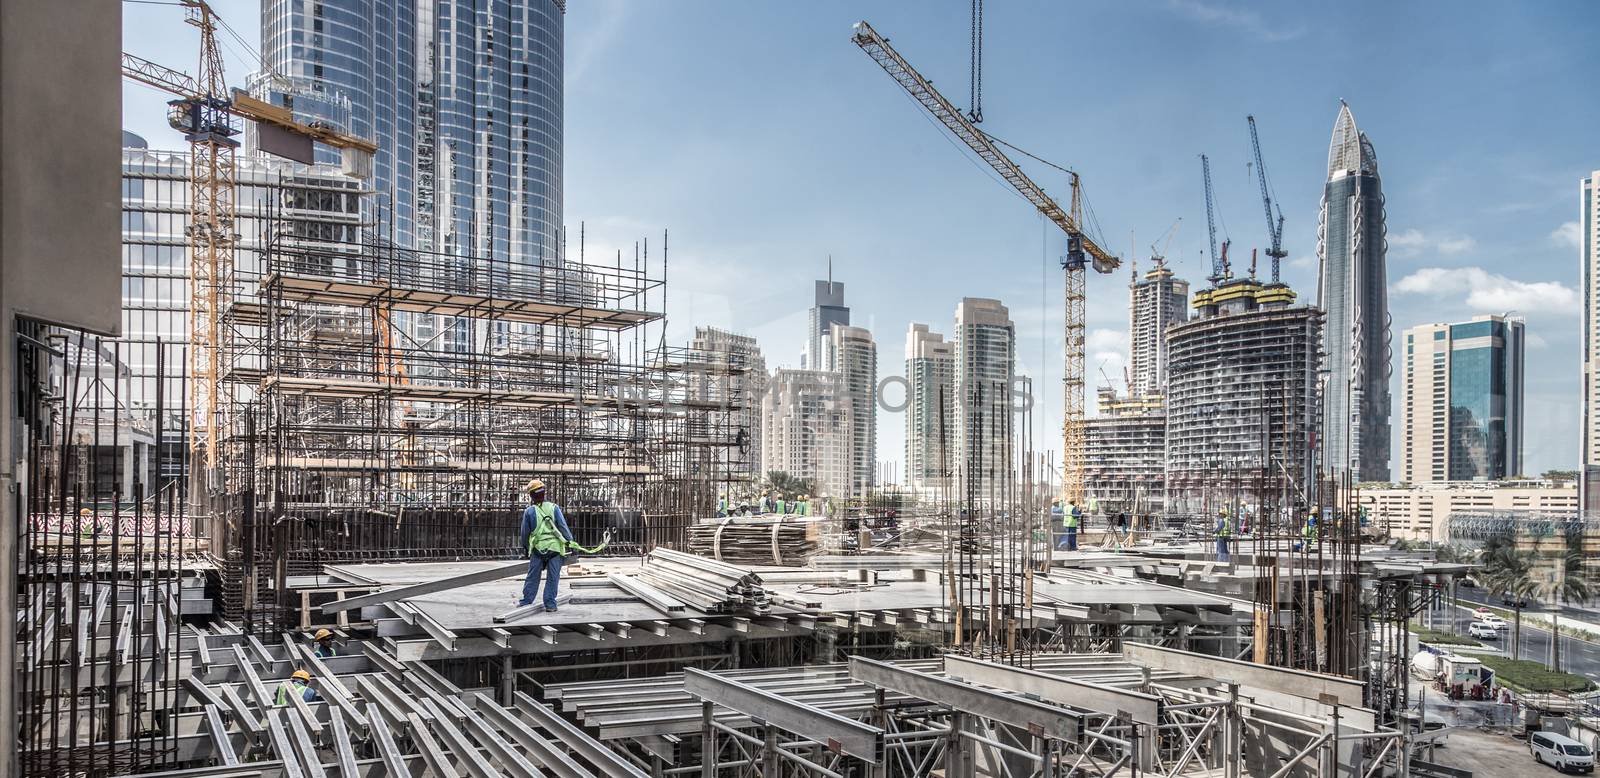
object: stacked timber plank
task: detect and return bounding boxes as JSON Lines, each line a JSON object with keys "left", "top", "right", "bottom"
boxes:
{"left": 636, "top": 549, "right": 770, "bottom": 615}
{"left": 686, "top": 516, "right": 820, "bottom": 566}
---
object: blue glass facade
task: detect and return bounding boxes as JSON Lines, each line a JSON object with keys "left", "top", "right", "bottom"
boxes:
{"left": 1445, "top": 319, "right": 1524, "bottom": 480}
{"left": 262, "top": 0, "right": 563, "bottom": 269}
{"left": 1317, "top": 102, "right": 1391, "bottom": 481}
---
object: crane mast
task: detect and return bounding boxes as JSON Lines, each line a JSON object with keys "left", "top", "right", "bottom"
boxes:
{"left": 1200, "top": 154, "right": 1229, "bottom": 282}
{"left": 124, "top": 1, "right": 378, "bottom": 492}
{"left": 851, "top": 20, "right": 1119, "bottom": 509}
{"left": 1247, "top": 115, "right": 1287, "bottom": 283}
{"left": 181, "top": 0, "right": 237, "bottom": 481}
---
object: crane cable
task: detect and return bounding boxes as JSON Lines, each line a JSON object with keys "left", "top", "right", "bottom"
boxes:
{"left": 968, "top": 0, "right": 984, "bottom": 123}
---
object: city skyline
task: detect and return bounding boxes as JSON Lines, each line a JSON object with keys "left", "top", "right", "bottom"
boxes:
{"left": 121, "top": 1, "right": 1599, "bottom": 478}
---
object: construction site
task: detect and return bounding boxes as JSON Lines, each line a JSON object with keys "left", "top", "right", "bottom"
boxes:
{"left": 0, "top": 3, "right": 1504, "bottom": 778}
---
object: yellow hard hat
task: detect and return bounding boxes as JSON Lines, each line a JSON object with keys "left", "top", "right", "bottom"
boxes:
{"left": 525, "top": 479, "right": 546, "bottom": 495}
{"left": 80, "top": 508, "right": 92, "bottom": 517}
{"left": 313, "top": 629, "right": 333, "bottom": 641}
{"left": 291, "top": 669, "right": 311, "bottom": 682}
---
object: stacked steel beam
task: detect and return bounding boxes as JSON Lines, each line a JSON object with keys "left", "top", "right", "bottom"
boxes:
{"left": 636, "top": 549, "right": 770, "bottom": 614}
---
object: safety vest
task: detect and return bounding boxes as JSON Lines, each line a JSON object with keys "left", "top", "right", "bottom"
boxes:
{"left": 797, "top": 501, "right": 809, "bottom": 516}
{"left": 1065, "top": 508, "right": 1080, "bottom": 529}
{"left": 276, "top": 680, "right": 308, "bottom": 706}
{"left": 1302, "top": 521, "right": 1316, "bottom": 544}
{"left": 527, "top": 502, "right": 566, "bottom": 555}
{"left": 775, "top": 499, "right": 786, "bottom": 515}
{"left": 1216, "top": 517, "right": 1232, "bottom": 538}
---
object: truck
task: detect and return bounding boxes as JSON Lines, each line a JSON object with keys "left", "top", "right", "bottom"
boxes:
{"left": 1412, "top": 650, "right": 1497, "bottom": 701}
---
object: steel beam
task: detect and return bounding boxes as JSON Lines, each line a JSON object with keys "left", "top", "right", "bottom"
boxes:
{"left": 942, "top": 654, "right": 1162, "bottom": 726}
{"left": 684, "top": 668, "right": 883, "bottom": 763}
{"left": 513, "top": 691, "right": 654, "bottom": 777}
{"left": 321, "top": 561, "right": 529, "bottom": 614}
{"left": 848, "top": 656, "right": 1080, "bottom": 742}
{"left": 1122, "top": 643, "right": 1363, "bottom": 707}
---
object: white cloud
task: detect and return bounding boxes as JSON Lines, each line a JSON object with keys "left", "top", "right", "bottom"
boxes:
{"left": 1393, "top": 267, "right": 1578, "bottom": 315}
{"left": 1164, "top": 0, "right": 1304, "bottom": 41}
{"left": 1389, "top": 228, "right": 1476, "bottom": 258}
{"left": 1551, "top": 221, "right": 1582, "bottom": 250}
{"left": 1087, "top": 328, "right": 1128, "bottom": 354}
{"left": 1526, "top": 332, "right": 1549, "bottom": 349}
{"left": 1288, "top": 255, "right": 1315, "bottom": 269}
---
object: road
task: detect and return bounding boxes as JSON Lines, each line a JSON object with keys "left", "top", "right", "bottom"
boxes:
{"left": 1420, "top": 590, "right": 1600, "bottom": 683}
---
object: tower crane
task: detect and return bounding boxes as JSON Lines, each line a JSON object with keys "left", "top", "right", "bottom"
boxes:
{"left": 1247, "top": 115, "right": 1287, "bottom": 283}
{"left": 1200, "top": 154, "right": 1230, "bottom": 283}
{"left": 121, "top": 0, "right": 375, "bottom": 480}
{"left": 851, "top": 20, "right": 1120, "bottom": 509}
{"left": 1149, "top": 217, "right": 1182, "bottom": 270}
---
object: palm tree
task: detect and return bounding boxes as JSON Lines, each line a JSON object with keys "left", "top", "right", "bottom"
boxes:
{"left": 761, "top": 471, "right": 815, "bottom": 501}
{"left": 1545, "top": 536, "right": 1594, "bottom": 673}
{"left": 1482, "top": 546, "right": 1539, "bottom": 661}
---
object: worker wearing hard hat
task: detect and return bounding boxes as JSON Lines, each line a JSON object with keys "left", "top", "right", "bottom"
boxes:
{"left": 276, "top": 669, "right": 318, "bottom": 706}
{"left": 78, "top": 508, "right": 95, "bottom": 540}
{"left": 1296, "top": 512, "right": 1318, "bottom": 552}
{"left": 312, "top": 628, "right": 338, "bottom": 658}
{"left": 517, "top": 479, "right": 574, "bottom": 612}
{"left": 1214, "top": 509, "right": 1232, "bottom": 562}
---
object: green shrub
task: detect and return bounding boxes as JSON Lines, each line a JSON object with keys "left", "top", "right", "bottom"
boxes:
{"left": 1476, "top": 656, "right": 1595, "bottom": 694}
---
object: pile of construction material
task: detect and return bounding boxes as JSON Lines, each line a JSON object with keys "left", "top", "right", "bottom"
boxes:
{"left": 686, "top": 516, "right": 820, "bottom": 566}
{"left": 636, "top": 548, "right": 770, "bottom": 614}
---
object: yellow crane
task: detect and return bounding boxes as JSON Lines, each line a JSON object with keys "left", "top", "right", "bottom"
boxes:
{"left": 850, "top": 20, "right": 1119, "bottom": 507}
{"left": 122, "top": 0, "right": 375, "bottom": 480}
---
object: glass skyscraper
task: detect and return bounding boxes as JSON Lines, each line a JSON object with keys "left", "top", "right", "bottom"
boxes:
{"left": 1317, "top": 100, "right": 1392, "bottom": 482}
{"left": 261, "top": 0, "right": 564, "bottom": 268}
{"left": 1401, "top": 316, "right": 1525, "bottom": 482}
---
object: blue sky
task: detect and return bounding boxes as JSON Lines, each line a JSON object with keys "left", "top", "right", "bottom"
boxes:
{"left": 123, "top": 1, "right": 1600, "bottom": 478}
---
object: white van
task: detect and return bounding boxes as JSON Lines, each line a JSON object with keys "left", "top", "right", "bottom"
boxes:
{"left": 1531, "top": 730, "right": 1594, "bottom": 773}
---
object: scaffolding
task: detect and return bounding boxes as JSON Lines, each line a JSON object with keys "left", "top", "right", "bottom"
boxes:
{"left": 214, "top": 220, "right": 748, "bottom": 631}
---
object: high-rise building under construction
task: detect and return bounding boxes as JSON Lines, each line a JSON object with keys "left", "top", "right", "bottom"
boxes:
{"left": 1317, "top": 100, "right": 1392, "bottom": 481}
{"left": 1166, "top": 280, "right": 1322, "bottom": 514}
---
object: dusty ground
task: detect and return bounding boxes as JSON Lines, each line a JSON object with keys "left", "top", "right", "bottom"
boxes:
{"left": 1424, "top": 727, "right": 1547, "bottom": 776}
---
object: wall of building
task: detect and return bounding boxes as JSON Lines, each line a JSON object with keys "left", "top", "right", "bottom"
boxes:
{"left": 953, "top": 298, "right": 1015, "bottom": 505}
{"left": 761, "top": 369, "right": 851, "bottom": 498}
{"left": 1165, "top": 290, "right": 1321, "bottom": 514}
{"left": 905, "top": 323, "right": 954, "bottom": 494}
{"left": 1367, "top": 482, "right": 1578, "bottom": 541}
{"left": 1, "top": 2, "right": 125, "bottom": 770}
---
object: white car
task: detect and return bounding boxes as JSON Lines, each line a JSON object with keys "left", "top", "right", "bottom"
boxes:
{"left": 1479, "top": 613, "right": 1507, "bottom": 630}
{"left": 1468, "top": 622, "right": 1499, "bottom": 640}
{"left": 1531, "top": 731, "right": 1594, "bottom": 773}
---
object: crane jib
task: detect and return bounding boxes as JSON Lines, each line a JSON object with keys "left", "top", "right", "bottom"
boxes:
{"left": 852, "top": 20, "right": 1118, "bottom": 272}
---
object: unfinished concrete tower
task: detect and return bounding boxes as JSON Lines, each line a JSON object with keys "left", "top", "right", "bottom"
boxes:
{"left": 1166, "top": 280, "right": 1322, "bottom": 514}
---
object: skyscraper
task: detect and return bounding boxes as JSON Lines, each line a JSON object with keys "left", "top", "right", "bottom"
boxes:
{"left": 761, "top": 369, "right": 852, "bottom": 498}
{"left": 1317, "top": 101, "right": 1392, "bottom": 481}
{"left": 691, "top": 327, "right": 769, "bottom": 482}
{"left": 1127, "top": 264, "right": 1189, "bottom": 398}
{"left": 1401, "top": 316, "right": 1525, "bottom": 483}
{"left": 261, "top": 0, "right": 564, "bottom": 267}
{"left": 825, "top": 325, "right": 877, "bottom": 497}
{"left": 953, "top": 298, "right": 1015, "bottom": 504}
{"left": 1581, "top": 171, "right": 1600, "bottom": 510}
{"left": 905, "top": 324, "right": 955, "bottom": 494}
{"left": 804, "top": 276, "right": 849, "bottom": 370}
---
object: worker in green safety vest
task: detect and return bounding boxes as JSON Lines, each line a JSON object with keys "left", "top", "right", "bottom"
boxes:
{"left": 276, "top": 669, "right": 318, "bottom": 706}
{"left": 517, "top": 479, "right": 574, "bottom": 611}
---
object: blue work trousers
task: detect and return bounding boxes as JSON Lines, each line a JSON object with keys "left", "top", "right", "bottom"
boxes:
{"left": 1215, "top": 537, "right": 1231, "bottom": 562}
{"left": 1056, "top": 527, "right": 1077, "bottom": 551}
{"left": 521, "top": 553, "right": 564, "bottom": 609}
